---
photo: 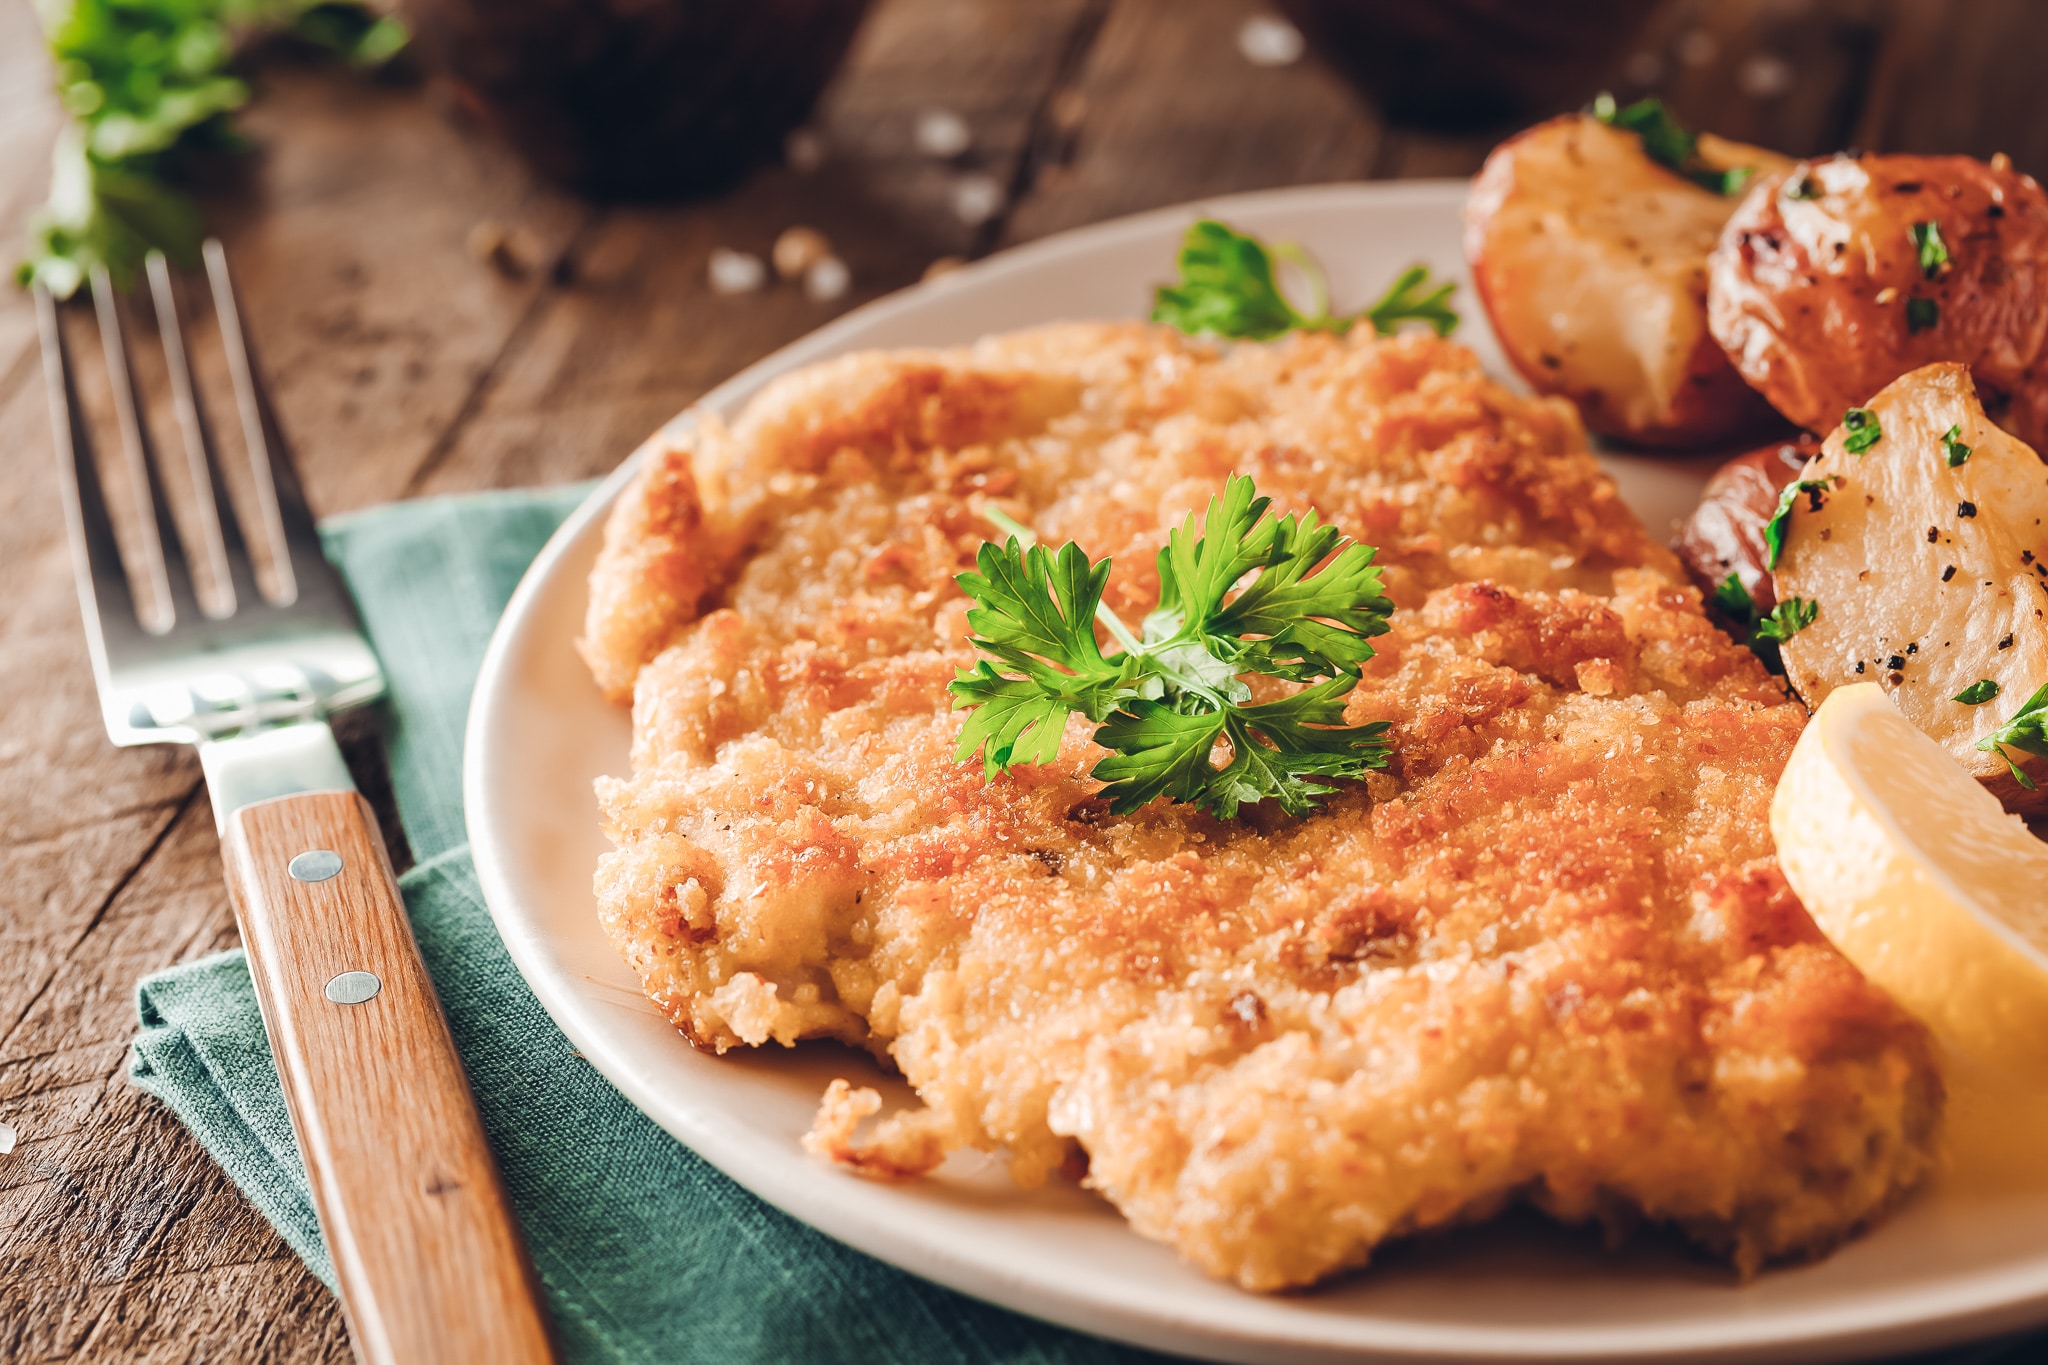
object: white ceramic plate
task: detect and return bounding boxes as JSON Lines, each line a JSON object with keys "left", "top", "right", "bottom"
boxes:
{"left": 465, "top": 182, "right": 2048, "bottom": 1364}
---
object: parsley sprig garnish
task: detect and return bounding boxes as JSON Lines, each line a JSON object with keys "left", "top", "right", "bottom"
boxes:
{"left": 950, "top": 474, "right": 1395, "bottom": 819}
{"left": 1978, "top": 681, "right": 2048, "bottom": 790}
{"left": 1712, "top": 573, "right": 1757, "bottom": 622}
{"left": 1591, "top": 92, "right": 1755, "bottom": 195}
{"left": 1842, "top": 407, "right": 1882, "bottom": 454}
{"left": 1151, "top": 220, "right": 1458, "bottom": 341}
{"left": 1710, "top": 573, "right": 1815, "bottom": 673}
{"left": 1754, "top": 595, "right": 1819, "bottom": 643}
{"left": 1955, "top": 678, "right": 2000, "bottom": 705}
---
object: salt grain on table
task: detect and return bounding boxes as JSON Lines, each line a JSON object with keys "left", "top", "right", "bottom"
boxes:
{"left": 1237, "top": 15, "right": 1304, "bottom": 68}
{"left": 915, "top": 108, "right": 972, "bottom": 159}
{"left": 951, "top": 175, "right": 1004, "bottom": 226}
{"left": 805, "top": 256, "right": 851, "bottom": 303}
{"left": 773, "top": 226, "right": 831, "bottom": 280}
{"left": 706, "top": 248, "right": 767, "bottom": 295}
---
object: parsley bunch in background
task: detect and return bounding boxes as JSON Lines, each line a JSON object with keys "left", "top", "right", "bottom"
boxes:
{"left": 20, "top": 0, "right": 406, "bottom": 298}
{"left": 1152, "top": 219, "right": 1458, "bottom": 341}
{"left": 950, "top": 474, "right": 1395, "bottom": 821}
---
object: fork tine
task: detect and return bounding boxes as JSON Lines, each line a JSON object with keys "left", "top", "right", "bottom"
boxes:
{"left": 148, "top": 250, "right": 259, "bottom": 620}
{"left": 36, "top": 283, "right": 144, "bottom": 647}
{"left": 90, "top": 264, "right": 204, "bottom": 634}
{"left": 203, "top": 239, "right": 308, "bottom": 606}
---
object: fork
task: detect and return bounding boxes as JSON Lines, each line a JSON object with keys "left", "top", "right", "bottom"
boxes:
{"left": 35, "top": 244, "right": 555, "bottom": 1365}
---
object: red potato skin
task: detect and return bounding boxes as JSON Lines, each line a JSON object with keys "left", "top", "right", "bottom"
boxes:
{"left": 1673, "top": 435, "right": 1821, "bottom": 616}
{"left": 1709, "top": 154, "right": 2048, "bottom": 447}
{"left": 1465, "top": 115, "right": 1788, "bottom": 450}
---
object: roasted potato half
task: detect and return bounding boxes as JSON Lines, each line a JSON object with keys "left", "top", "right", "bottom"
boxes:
{"left": 1709, "top": 153, "right": 2048, "bottom": 448}
{"left": 1465, "top": 113, "right": 1790, "bottom": 448}
{"left": 1774, "top": 362, "right": 2048, "bottom": 810}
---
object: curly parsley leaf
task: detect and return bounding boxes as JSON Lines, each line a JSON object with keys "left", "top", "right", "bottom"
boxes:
{"left": 951, "top": 474, "right": 1395, "bottom": 820}
{"left": 1590, "top": 92, "right": 1755, "bottom": 195}
{"left": 1753, "top": 595, "right": 1818, "bottom": 643}
{"left": 1151, "top": 220, "right": 1457, "bottom": 342}
{"left": 1709, "top": 573, "right": 1811, "bottom": 673}
{"left": 1362, "top": 265, "right": 1459, "bottom": 337}
{"left": 949, "top": 537, "right": 1137, "bottom": 776}
{"left": 1843, "top": 407, "right": 1882, "bottom": 454}
{"left": 1150, "top": 220, "right": 1315, "bottom": 340}
{"left": 1977, "top": 681, "right": 2048, "bottom": 790}
{"left": 950, "top": 667, "right": 1086, "bottom": 778}
{"left": 1093, "top": 678, "right": 1390, "bottom": 819}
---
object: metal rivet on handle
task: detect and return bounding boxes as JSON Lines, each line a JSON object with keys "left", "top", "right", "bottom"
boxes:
{"left": 326, "top": 971, "right": 382, "bottom": 1005}
{"left": 288, "top": 849, "right": 343, "bottom": 882}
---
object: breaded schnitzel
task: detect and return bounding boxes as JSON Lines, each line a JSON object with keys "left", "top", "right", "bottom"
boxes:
{"left": 580, "top": 322, "right": 1940, "bottom": 1291}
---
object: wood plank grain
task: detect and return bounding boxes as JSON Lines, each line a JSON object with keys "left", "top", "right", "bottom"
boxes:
{"left": 194, "top": 57, "right": 591, "bottom": 515}
{"left": 1855, "top": 0, "right": 2048, "bottom": 177}
{"left": 0, "top": 798, "right": 351, "bottom": 1364}
{"left": 223, "top": 790, "right": 551, "bottom": 1365}
{"left": 1000, "top": 0, "right": 1386, "bottom": 246}
{"left": 411, "top": 0, "right": 1102, "bottom": 495}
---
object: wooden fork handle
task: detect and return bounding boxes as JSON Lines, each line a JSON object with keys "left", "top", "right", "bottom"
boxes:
{"left": 221, "top": 790, "right": 554, "bottom": 1365}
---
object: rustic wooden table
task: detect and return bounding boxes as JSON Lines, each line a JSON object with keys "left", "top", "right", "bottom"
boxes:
{"left": 4, "top": 0, "right": 2047, "bottom": 1359}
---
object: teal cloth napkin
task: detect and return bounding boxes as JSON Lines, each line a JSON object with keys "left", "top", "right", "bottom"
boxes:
{"left": 126, "top": 487, "right": 2031, "bottom": 1365}
{"left": 128, "top": 486, "right": 1152, "bottom": 1365}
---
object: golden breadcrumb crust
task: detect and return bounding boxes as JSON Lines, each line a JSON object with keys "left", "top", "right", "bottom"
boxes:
{"left": 581, "top": 323, "right": 1940, "bottom": 1291}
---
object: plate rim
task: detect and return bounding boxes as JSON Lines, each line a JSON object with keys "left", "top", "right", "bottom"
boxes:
{"left": 462, "top": 178, "right": 2048, "bottom": 1364}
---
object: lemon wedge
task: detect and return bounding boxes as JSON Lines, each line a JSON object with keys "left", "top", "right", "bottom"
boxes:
{"left": 1772, "top": 681, "right": 2048, "bottom": 1079}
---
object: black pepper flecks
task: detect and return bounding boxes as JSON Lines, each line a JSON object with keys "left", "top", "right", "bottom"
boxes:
{"left": 1928, "top": 526, "right": 1941, "bottom": 543}
{"left": 1887, "top": 654, "right": 1907, "bottom": 670}
{"left": 2000, "top": 633, "right": 2016, "bottom": 650}
{"left": 1907, "top": 642, "right": 1919, "bottom": 654}
{"left": 1943, "top": 565, "right": 1958, "bottom": 581}
{"left": 1856, "top": 660, "right": 1867, "bottom": 674}
{"left": 1960, "top": 501, "right": 1978, "bottom": 517}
